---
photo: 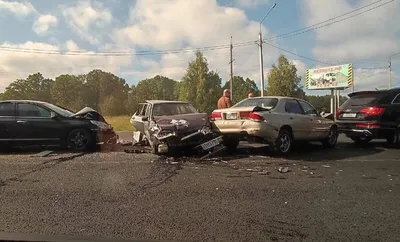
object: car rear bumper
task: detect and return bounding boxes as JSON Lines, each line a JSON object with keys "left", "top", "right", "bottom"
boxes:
{"left": 337, "top": 123, "right": 393, "bottom": 138}
{"left": 211, "top": 120, "right": 278, "bottom": 142}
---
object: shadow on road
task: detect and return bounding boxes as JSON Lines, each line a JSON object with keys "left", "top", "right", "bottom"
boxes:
{"left": 216, "top": 141, "right": 387, "bottom": 162}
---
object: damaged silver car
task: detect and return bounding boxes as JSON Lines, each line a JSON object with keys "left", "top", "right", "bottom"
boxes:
{"left": 130, "top": 100, "right": 216, "bottom": 154}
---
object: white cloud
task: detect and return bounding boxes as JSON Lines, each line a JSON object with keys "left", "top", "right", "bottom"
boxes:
{"left": 0, "top": 0, "right": 36, "bottom": 16}
{"left": 0, "top": 41, "right": 132, "bottom": 91}
{"left": 300, "top": 0, "right": 400, "bottom": 92}
{"left": 234, "top": 0, "right": 269, "bottom": 8}
{"left": 32, "top": 14, "right": 58, "bottom": 35}
{"left": 115, "top": 0, "right": 294, "bottom": 87}
{"left": 302, "top": 0, "right": 400, "bottom": 62}
{"left": 62, "top": 0, "right": 113, "bottom": 45}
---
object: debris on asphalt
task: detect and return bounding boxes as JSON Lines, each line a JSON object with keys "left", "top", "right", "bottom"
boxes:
{"left": 124, "top": 147, "right": 152, "bottom": 153}
{"left": 31, "top": 150, "right": 55, "bottom": 157}
{"left": 117, "top": 139, "right": 133, "bottom": 146}
{"left": 278, "top": 166, "right": 290, "bottom": 173}
{"left": 322, "top": 164, "right": 331, "bottom": 168}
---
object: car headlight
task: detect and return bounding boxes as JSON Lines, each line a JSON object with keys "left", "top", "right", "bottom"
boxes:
{"left": 90, "top": 120, "right": 111, "bottom": 130}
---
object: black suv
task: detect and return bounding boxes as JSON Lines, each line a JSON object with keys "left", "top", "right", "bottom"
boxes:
{"left": 336, "top": 88, "right": 400, "bottom": 146}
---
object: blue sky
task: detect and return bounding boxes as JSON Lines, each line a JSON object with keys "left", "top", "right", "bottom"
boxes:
{"left": 0, "top": 0, "right": 399, "bottom": 96}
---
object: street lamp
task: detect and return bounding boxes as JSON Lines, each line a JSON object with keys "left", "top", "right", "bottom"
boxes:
{"left": 259, "top": 3, "right": 277, "bottom": 97}
{"left": 389, "top": 52, "right": 400, "bottom": 88}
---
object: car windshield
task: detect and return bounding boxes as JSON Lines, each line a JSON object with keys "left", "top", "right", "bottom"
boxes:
{"left": 233, "top": 98, "right": 279, "bottom": 109}
{"left": 153, "top": 103, "right": 198, "bottom": 116}
{"left": 42, "top": 103, "right": 75, "bottom": 117}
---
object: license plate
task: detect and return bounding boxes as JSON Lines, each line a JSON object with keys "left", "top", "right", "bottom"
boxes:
{"left": 342, "top": 113, "right": 357, "bottom": 118}
{"left": 201, "top": 137, "right": 221, "bottom": 150}
{"left": 225, "top": 112, "right": 237, "bottom": 120}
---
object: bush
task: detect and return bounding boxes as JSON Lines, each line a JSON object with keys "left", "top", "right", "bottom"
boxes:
{"left": 104, "top": 115, "right": 135, "bottom": 132}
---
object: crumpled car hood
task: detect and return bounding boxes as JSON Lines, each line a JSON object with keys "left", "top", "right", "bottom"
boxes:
{"left": 154, "top": 113, "right": 209, "bottom": 134}
{"left": 71, "top": 107, "right": 107, "bottom": 123}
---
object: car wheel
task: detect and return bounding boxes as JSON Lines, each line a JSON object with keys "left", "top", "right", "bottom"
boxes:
{"left": 149, "top": 136, "right": 159, "bottom": 154}
{"left": 322, "top": 126, "right": 338, "bottom": 148}
{"left": 272, "top": 129, "right": 293, "bottom": 155}
{"left": 350, "top": 136, "right": 372, "bottom": 144}
{"left": 386, "top": 128, "right": 400, "bottom": 149}
{"left": 222, "top": 136, "right": 239, "bottom": 152}
{"left": 67, "top": 129, "right": 92, "bottom": 151}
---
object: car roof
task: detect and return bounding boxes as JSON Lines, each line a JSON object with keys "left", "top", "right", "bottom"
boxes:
{"left": 348, "top": 88, "right": 400, "bottom": 98}
{"left": 240, "top": 96, "right": 306, "bottom": 101}
{"left": 0, "top": 100, "right": 50, "bottom": 105}
{"left": 145, "top": 100, "right": 189, "bottom": 104}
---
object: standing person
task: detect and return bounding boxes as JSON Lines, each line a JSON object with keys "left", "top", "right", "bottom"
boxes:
{"left": 248, "top": 92, "right": 254, "bottom": 98}
{"left": 217, "top": 89, "right": 233, "bottom": 109}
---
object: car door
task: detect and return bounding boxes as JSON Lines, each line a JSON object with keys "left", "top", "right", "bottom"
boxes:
{"left": 14, "top": 103, "right": 62, "bottom": 143}
{"left": 298, "top": 100, "right": 329, "bottom": 139}
{"left": 390, "top": 92, "right": 400, "bottom": 127}
{"left": 284, "top": 99, "right": 311, "bottom": 140}
{"left": 130, "top": 103, "right": 150, "bottom": 133}
{"left": 0, "top": 102, "right": 16, "bottom": 142}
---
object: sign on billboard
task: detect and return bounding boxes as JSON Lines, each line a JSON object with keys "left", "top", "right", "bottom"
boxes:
{"left": 305, "top": 64, "right": 353, "bottom": 90}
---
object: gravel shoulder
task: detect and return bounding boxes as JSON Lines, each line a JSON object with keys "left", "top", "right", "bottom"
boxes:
{"left": 0, "top": 142, "right": 399, "bottom": 242}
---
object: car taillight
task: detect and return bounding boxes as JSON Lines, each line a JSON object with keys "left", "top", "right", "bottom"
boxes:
{"left": 360, "top": 107, "right": 385, "bottom": 116}
{"left": 249, "top": 112, "right": 264, "bottom": 122}
{"left": 336, "top": 109, "right": 341, "bottom": 117}
{"left": 210, "top": 112, "right": 222, "bottom": 121}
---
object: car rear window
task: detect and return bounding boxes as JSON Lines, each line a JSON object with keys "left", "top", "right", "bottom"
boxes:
{"left": 341, "top": 93, "right": 385, "bottom": 108}
{"left": 233, "top": 98, "right": 278, "bottom": 109}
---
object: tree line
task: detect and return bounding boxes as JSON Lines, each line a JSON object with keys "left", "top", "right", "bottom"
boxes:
{"left": 0, "top": 52, "right": 347, "bottom": 115}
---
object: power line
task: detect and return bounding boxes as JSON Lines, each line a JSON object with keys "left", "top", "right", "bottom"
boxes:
{"left": 265, "top": 0, "right": 394, "bottom": 42}
{"left": 263, "top": 42, "right": 334, "bottom": 65}
{"left": 0, "top": 41, "right": 257, "bottom": 56}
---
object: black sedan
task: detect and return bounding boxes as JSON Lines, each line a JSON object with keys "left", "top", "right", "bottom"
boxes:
{"left": 0, "top": 100, "right": 117, "bottom": 151}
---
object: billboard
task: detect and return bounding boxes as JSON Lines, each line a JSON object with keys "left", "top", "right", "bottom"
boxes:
{"left": 305, "top": 64, "right": 353, "bottom": 90}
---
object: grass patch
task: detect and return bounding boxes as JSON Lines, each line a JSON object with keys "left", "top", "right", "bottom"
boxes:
{"left": 104, "top": 115, "right": 135, "bottom": 132}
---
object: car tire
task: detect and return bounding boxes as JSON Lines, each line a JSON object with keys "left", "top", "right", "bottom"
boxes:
{"left": 150, "top": 136, "right": 159, "bottom": 154}
{"left": 350, "top": 136, "right": 372, "bottom": 144}
{"left": 222, "top": 136, "right": 240, "bottom": 153}
{"left": 386, "top": 128, "right": 400, "bottom": 149}
{"left": 67, "top": 129, "right": 92, "bottom": 151}
{"left": 272, "top": 129, "right": 293, "bottom": 155}
{"left": 322, "top": 126, "right": 338, "bottom": 148}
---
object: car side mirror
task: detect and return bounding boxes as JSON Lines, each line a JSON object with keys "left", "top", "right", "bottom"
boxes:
{"left": 50, "top": 111, "right": 57, "bottom": 119}
{"left": 142, "top": 116, "right": 148, "bottom": 121}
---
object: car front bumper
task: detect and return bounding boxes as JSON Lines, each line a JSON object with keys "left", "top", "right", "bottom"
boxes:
{"left": 94, "top": 129, "right": 118, "bottom": 145}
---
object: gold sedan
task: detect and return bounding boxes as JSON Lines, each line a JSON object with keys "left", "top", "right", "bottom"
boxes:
{"left": 210, "top": 96, "right": 338, "bottom": 155}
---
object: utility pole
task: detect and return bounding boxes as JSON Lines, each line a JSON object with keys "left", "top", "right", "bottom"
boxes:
{"left": 389, "top": 52, "right": 400, "bottom": 89}
{"left": 229, "top": 36, "right": 234, "bottom": 100}
{"left": 259, "top": 3, "right": 276, "bottom": 97}
{"left": 258, "top": 32, "right": 264, "bottom": 97}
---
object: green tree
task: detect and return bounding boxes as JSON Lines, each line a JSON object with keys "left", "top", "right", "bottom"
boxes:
{"left": 51, "top": 74, "right": 85, "bottom": 111}
{"left": 2, "top": 73, "right": 53, "bottom": 101}
{"left": 179, "top": 51, "right": 222, "bottom": 113}
{"left": 266, "top": 55, "right": 303, "bottom": 97}
{"left": 223, "top": 76, "right": 260, "bottom": 103}
{"left": 135, "top": 75, "right": 178, "bottom": 103}
{"left": 83, "top": 69, "right": 130, "bottom": 114}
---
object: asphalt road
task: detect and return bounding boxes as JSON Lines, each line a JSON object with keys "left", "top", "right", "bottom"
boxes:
{"left": 0, "top": 138, "right": 399, "bottom": 242}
